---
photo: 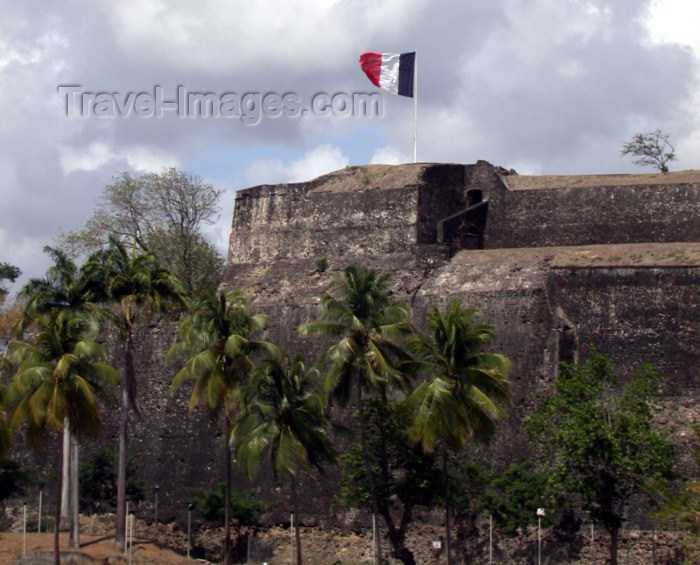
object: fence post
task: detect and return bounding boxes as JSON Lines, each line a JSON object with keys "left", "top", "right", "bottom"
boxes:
{"left": 372, "top": 513, "right": 377, "bottom": 565}
{"left": 124, "top": 501, "right": 129, "bottom": 555}
{"left": 154, "top": 485, "right": 159, "bottom": 525}
{"left": 38, "top": 483, "right": 44, "bottom": 534}
{"left": 23, "top": 502, "right": 27, "bottom": 556}
{"left": 128, "top": 513, "right": 134, "bottom": 565}
{"left": 187, "top": 504, "right": 194, "bottom": 559}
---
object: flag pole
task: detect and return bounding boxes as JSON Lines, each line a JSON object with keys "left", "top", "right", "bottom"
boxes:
{"left": 413, "top": 53, "right": 418, "bottom": 163}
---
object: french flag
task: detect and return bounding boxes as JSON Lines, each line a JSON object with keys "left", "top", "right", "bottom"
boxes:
{"left": 359, "top": 52, "right": 415, "bottom": 97}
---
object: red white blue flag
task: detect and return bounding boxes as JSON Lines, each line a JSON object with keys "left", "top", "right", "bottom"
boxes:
{"left": 359, "top": 52, "right": 415, "bottom": 97}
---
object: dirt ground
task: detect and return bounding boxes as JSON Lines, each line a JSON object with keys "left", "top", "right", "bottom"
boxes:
{"left": 504, "top": 168, "right": 700, "bottom": 190}
{"left": 0, "top": 532, "right": 193, "bottom": 564}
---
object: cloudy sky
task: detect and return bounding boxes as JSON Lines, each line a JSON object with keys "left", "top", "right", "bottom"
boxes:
{"left": 1, "top": 0, "right": 698, "bottom": 292}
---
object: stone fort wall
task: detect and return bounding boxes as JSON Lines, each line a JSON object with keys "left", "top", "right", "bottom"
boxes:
{"left": 213, "top": 162, "right": 699, "bottom": 523}
{"left": 13, "top": 162, "right": 699, "bottom": 525}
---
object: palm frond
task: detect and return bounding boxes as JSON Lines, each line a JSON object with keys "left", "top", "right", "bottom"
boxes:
{"left": 5, "top": 311, "right": 117, "bottom": 446}
{"left": 405, "top": 300, "right": 512, "bottom": 455}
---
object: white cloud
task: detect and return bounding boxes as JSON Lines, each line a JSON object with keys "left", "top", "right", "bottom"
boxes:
{"left": 647, "top": 0, "right": 700, "bottom": 51}
{"left": 645, "top": 0, "right": 700, "bottom": 171}
{"left": 286, "top": 145, "right": 349, "bottom": 182}
{"left": 243, "top": 159, "right": 291, "bottom": 187}
{"left": 60, "top": 142, "right": 180, "bottom": 174}
{"left": 105, "top": 0, "right": 430, "bottom": 76}
{"left": 370, "top": 146, "right": 409, "bottom": 165}
{"left": 245, "top": 144, "right": 350, "bottom": 186}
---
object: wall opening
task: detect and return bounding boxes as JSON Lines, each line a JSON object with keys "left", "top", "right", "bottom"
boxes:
{"left": 466, "top": 189, "right": 483, "bottom": 207}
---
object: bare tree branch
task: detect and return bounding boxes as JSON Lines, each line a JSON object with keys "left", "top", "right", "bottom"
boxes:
{"left": 621, "top": 130, "right": 676, "bottom": 173}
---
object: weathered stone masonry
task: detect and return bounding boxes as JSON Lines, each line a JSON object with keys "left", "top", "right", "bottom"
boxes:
{"left": 218, "top": 162, "right": 699, "bottom": 522}
{"left": 14, "top": 161, "right": 699, "bottom": 524}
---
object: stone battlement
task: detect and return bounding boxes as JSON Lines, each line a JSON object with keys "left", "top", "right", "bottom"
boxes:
{"left": 227, "top": 161, "right": 700, "bottom": 268}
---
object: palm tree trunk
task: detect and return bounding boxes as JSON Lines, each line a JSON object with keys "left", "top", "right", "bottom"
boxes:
{"left": 115, "top": 332, "right": 132, "bottom": 551}
{"left": 442, "top": 443, "right": 453, "bottom": 565}
{"left": 55, "top": 439, "right": 63, "bottom": 565}
{"left": 357, "top": 383, "right": 383, "bottom": 564}
{"left": 60, "top": 421, "right": 70, "bottom": 530}
{"left": 69, "top": 434, "right": 80, "bottom": 548}
{"left": 291, "top": 474, "right": 303, "bottom": 565}
{"left": 223, "top": 413, "right": 232, "bottom": 565}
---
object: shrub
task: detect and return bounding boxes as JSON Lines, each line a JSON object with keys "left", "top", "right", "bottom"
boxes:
{"left": 79, "top": 445, "right": 145, "bottom": 512}
{"left": 189, "top": 482, "right": 265, "bottom": 526}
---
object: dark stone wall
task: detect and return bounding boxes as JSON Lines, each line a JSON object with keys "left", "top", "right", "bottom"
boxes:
{"left": 484, "top": 183, "right": 699, "bottom": 249}
{"left": 230, "top": 185, "right": 418, "bottom": 264}
{"left": 546, "top": 266, "right": 699, "bottom": 389}
{"left": 415, "top": 164, "right": 466, "bottom": 243}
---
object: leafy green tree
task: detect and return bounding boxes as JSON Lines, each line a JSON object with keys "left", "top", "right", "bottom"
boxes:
{"left": 527, "top": 352, "right": 677, "bottom": 565}
{"left": 481, "top": 461, "right": 551, "bottom": 538}
{"left": 298, "top": 265, "right": 413, "bottom": 563}
{"left": 0, "top": 262, "right": 20, "bottom": 303}
{"left": 1, "top": 351, "right": 20, "bottom": 464}
{"left": 234, "top": 352, "right": 335, "bottom": 565}
{"left": 79, "top": 445, "right": 145, "bottom": 513}
{"left": 405, "top": 301, "right": 511, "bottom": 565}
{"left": 60, "top": 168, "right": 224, "bottom": 294}
{"left": 189, "top": 482, "right": 265, "bottom": 527}
{"left": 621, "top": 130, "right": 676, "bottom": 173}
{"left": 336, "top": 399, "right": 441, "bottom": 565}
{"left": 167, "top": 290, "right": 266, "bottom": 565}
{"left": 82, "top": 236, "right": 186, "bottom": 551}
{"left": 654, "top": 424, "right": 700, "bottom": 564}
{"left": 4, "top": 311, "right": 119, "bottom": 564}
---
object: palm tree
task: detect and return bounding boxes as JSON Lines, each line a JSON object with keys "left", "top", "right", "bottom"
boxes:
{"left": 18, "top": 246, "right": 96, "bottom": 547}
{"left": 166, "top": 289, "right": 268, "bottom": 565}
{"left": 233, "top": 352, "right": 335, "bottom": 565}
{"left": 298, "top": 265, "right": 412, "bottom": 563}
{"left": 81, "top": 236, "right": 186, "bottom": 550}
{"left": 18, "top": 247, "right": 91, "bottom": 325}
{"left": 405, "top": 301, "right": 511, "bottom": 565}
{"left": 4, "top": 311, "right": 119, "bottom": 565}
